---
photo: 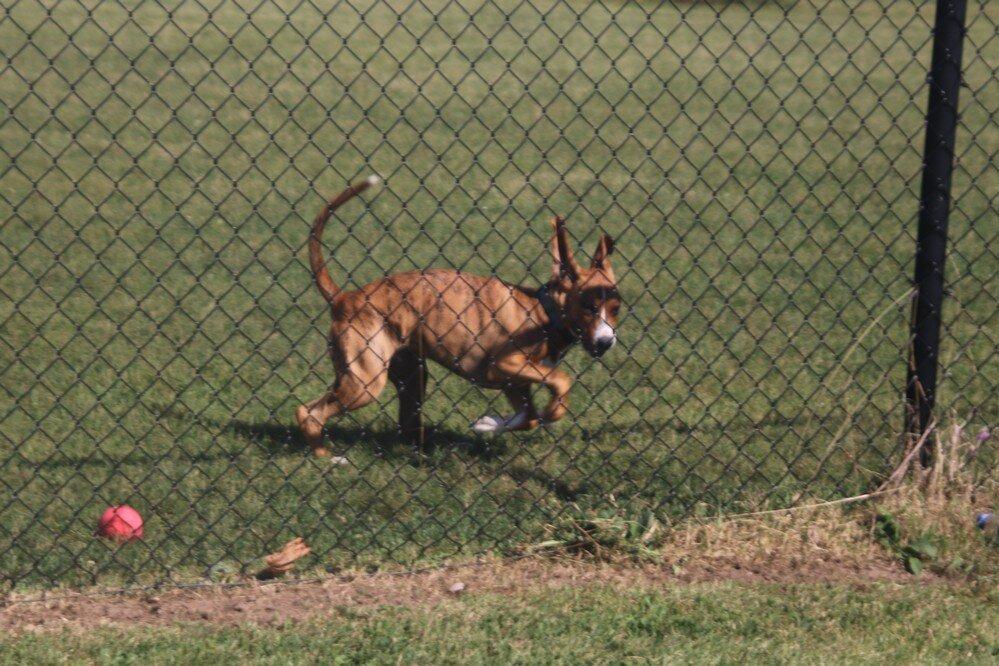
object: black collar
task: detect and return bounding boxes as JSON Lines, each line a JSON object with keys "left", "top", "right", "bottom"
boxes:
{"left": 536, "top": 284, "right": 578, "bottom": 346}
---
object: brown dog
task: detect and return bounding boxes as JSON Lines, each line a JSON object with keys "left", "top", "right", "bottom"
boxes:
{"left": 296, "top": 176, "right": 621, "bottom": 457}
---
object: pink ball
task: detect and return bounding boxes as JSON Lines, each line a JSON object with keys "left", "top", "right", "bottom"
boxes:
{"left": 97, "top": 505, "right": 144, "bottom": 542}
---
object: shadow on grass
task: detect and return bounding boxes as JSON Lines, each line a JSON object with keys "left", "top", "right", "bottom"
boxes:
{"left": 22, "top": 407, "right": 555, "bottom": 474}
{"left": 505, "top": 465, "right": 584, "bottom": 502}
{"left": 155, "top": 405, "right": 507, "bottom": 466}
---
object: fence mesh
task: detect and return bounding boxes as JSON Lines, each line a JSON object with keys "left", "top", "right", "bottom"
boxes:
{"left": 1, "top": 0, "right": 995, "bottom": 589}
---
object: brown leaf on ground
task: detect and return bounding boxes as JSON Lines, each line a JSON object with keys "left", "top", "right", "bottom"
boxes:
{"left": 256, "top": 538, "right": 311, "bottom": 580}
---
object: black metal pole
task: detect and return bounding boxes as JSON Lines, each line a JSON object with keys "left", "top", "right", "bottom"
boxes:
{"left": 906, "top": 0, "right": 968, "bottom": 464}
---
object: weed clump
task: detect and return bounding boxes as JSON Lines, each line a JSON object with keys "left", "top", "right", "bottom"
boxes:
{"left": 528, "top": 418, "right": 995, "bottom": 584}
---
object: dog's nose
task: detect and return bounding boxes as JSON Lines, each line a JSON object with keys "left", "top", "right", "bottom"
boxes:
{"left": 593, "top": 336, "right": 615, "bottom": 356}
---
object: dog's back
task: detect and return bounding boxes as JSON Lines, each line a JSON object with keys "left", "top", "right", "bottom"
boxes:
{"left": 334, "top": 269, "right": 546, "bottom": 384}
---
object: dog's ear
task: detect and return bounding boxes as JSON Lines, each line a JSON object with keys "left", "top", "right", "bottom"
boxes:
{"left": 591, "top": 234, "right": 615, "bottom": 269}
{"left": 550, "top": 226, "right": 562, "bottom": 282}
{"left": 550, "top": 216, "right": 581, "bottom": 283}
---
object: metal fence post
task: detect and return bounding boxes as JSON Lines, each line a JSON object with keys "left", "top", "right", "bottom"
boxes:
{"left": 906, "top": 0, "right": 968, "bottom": 464}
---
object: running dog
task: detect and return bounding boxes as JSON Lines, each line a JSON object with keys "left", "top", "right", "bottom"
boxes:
{"left": 296, "top": 176, "right": 621, "bottom": 457}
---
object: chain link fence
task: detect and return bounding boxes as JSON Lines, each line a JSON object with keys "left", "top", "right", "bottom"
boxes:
{"left": 1, "top": 0, "right": 995, "bottom": 589}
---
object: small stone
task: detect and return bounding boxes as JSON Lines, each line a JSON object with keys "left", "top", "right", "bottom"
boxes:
{"left": 330, "top": 456, "right": 349, "bottom": 466}
{"left": 447, "top": 581, "right": 466, "bottom": 594}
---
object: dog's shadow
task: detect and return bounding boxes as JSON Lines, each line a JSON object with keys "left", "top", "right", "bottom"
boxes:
{"left": 158, "top": 405, "right": 507, "bottom": 465}
{"left": 231, "top": 417, "right": 592, "bottom": 499}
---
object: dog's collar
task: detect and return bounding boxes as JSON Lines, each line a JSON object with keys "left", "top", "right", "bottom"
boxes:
{"left": 536, "top": 284, "right": 577, "bottom": 346}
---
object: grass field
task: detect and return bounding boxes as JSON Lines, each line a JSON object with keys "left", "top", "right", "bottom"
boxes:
{"left": 3, "top": 583, "right": 997, "bottom": 663}
{"left": 1, "top": 0, "right": 995, "bottom": 588}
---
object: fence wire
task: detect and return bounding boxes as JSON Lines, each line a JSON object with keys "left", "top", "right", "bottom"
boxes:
{"left": 0, "top": 0, "right": 995, "bottom": 590}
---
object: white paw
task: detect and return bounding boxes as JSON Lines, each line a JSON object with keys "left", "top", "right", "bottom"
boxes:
{"left": 472, "top": 412, "right": 527, "bottom": 434}
{"left": 473, "top": 415, "right": 502, "bottom": 433}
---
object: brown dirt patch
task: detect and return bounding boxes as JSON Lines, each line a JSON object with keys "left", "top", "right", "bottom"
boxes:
{"left": 1, "top": 552, "right": 920, "bottom": 634}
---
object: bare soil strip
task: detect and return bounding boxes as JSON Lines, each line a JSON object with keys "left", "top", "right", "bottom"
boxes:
{"left": 1, "top": 553, "right": 917, "bottom": 633}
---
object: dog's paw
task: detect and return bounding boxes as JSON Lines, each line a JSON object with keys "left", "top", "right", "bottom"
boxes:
{"left": 473, "top": 415, "right": 503, "bottom": 433}
{"left": 472, "top": 412, "right": 528, "bottom": 434}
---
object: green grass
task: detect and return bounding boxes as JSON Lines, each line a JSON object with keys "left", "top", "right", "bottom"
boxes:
{"left": 3, "top": 583, "right": 997, "bottom": 664}
{"left": 1, "top": 0, "right": 995, "bottom": 587}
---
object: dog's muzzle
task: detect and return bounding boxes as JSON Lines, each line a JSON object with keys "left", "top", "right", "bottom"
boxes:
{"left": 589, "top": 320, "right": 616, "bottom": 357}
{"left": 592, "top": 336, "right": 615, "bottom": 357}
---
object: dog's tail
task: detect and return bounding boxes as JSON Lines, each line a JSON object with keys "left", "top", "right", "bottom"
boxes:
{"left": 309, "top": 175, "right": 381, "bottom": 304}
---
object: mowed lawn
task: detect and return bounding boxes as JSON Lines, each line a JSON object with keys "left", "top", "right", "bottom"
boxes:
{"left": 3, "top": 583, "right": 997, "bottom": 663}
{"left": 1, "top": 0, "right": 995, "bottom": 587}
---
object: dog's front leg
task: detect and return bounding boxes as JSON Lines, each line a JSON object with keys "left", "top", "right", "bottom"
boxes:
{"left": 472, "top": 384, "right": 540, "bottom": 433}
{"left": 474, "top": 354, "right": 571, "bottom": 432}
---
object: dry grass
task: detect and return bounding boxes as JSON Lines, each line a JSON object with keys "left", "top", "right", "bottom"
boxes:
{"left": 871, "top": 418, "right": 997, "bottom": 583}
{"left": 661, "top": 508, "right": 882, "bottom": 573}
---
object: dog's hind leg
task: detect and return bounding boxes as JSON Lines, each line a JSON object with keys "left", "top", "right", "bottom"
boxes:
{"left": 388, "top": 348, "right": 427, "bottom": 447}
{"left": 296, "top": 384, "right": 349, "bottom": 457}
{"left": 296, "top": 337, "right": 392, "bottom": 457}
